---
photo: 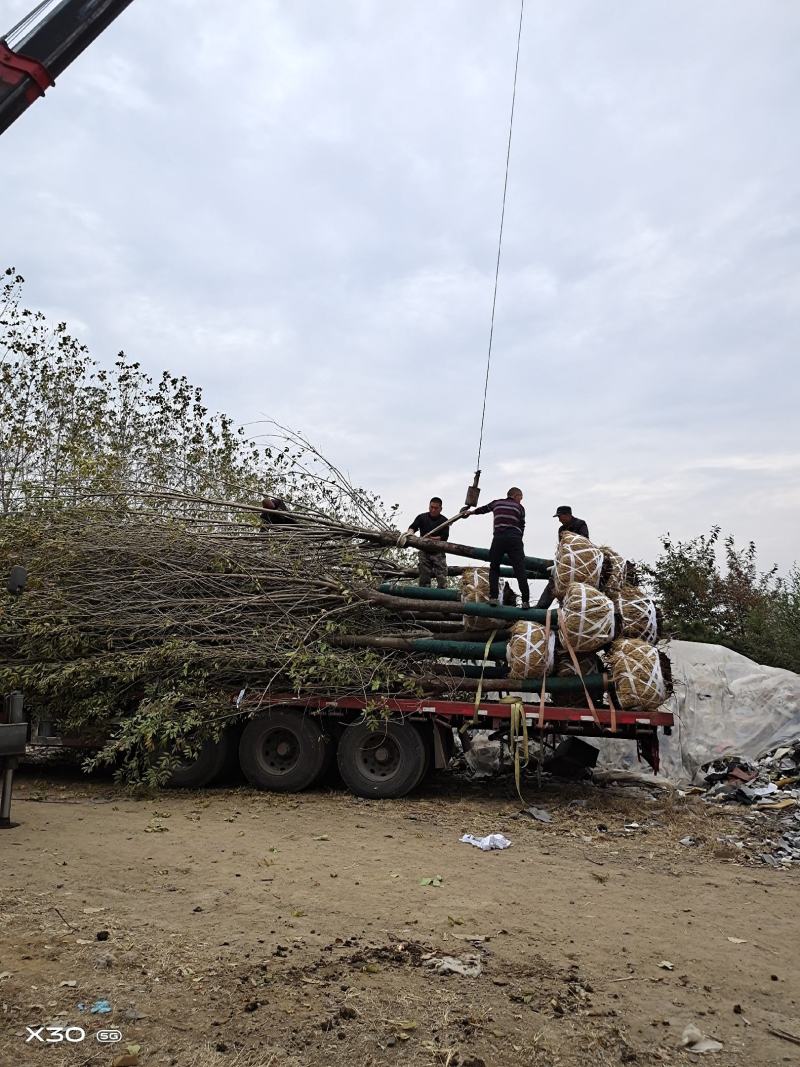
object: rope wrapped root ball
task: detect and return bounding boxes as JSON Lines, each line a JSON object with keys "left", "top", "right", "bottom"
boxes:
{"left": 507, "top": 621, "right": 555, "bottom": 679}
{"left": 460, "top": 567, "right": 503, "bottom": 632}
{"left": 609, "top": 638, "right": 666, "bottom": 710}
{"left": 554, "top": 532, "right": 603, "bottom": 596}
{"left": 615, "top": 584, "right": 658, "bottom": 644}
{"left": 598, "top": 545, "right": 626, "bottom": 596}
{"left": 560, "top": 582, "right": 615, "bottom": 652}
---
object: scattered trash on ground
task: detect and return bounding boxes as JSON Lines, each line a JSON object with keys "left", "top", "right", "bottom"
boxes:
{"left": 419, "top": 875, "right": 443, "bottom": 887}
{"left": 460, "top": 833, "right": 511, "bottom": 851}
{"left": 463, "top": 736, "right": 505, "bottom": 778}
{"left": 523, "top": 806, "right": 552, "bottom": 823}
{"left": 89, "top": 998, "right": 111, "bottom": 1014}
{"left": 422, "top": 953, "right": 482, "bottom": 978}
{"left": 680, "top": 1023, "right": 723, "bottom": 1054}
{"left": 703, "top": 740, "right": 800, "bottom": 809}
{"left": 698, "top": 739, "right": 800, "bottom": 867}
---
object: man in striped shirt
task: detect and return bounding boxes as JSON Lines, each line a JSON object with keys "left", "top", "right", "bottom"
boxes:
{"left": 464, "top": 487, "right": 530, "bottom": 608}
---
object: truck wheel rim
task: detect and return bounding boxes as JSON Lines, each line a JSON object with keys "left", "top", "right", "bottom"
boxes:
{"left": 261, "top": 728, "right": 299, "bottom": 775}
{"left": 357, "top": 735, "right": 401, "bottom": 780}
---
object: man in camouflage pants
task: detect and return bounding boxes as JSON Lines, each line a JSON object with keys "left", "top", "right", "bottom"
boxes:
{"left": 405, "top": 497, "right": 450, "bottom": 588}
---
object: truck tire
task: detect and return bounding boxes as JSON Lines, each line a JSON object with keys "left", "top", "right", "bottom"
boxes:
{"left": 337, "top": 720, "right": 427, "bottom": 799}
{"left": 239, "top": 710, "right": 329, "bottom": 792}
{"left": 164, "top": 727, "right": 239, "bottom": 789}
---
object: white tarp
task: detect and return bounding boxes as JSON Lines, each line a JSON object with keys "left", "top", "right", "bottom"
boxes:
{"left": 597, "top": 640, "right": 800, "bottom": 784}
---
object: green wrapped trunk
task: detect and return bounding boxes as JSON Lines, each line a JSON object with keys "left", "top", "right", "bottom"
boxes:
{"left": 359, "top": 529, "right": 552, "bottom": 577}
{"left": 375, "top": 585, "right": 558, "bottom": 625}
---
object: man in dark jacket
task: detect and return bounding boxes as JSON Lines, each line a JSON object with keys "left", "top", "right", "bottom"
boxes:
{"left": 406, "top": 497, "right": 450, "bottom": 588}
{"left": 535, "top": 505, "right": 590, "bottom": 607}
{"left": 464, "top": 487, "right": 529, "bottom": 607}
{"left": 260, "top": 496, "right": 294, "bottom": 529}
{"left": 554, "top": 505, "right": 589, "bottom": 540}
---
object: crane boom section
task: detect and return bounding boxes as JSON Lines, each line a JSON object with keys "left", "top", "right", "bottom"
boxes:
{"left": 0, "top": 0, "right": 135, "bottom": 136}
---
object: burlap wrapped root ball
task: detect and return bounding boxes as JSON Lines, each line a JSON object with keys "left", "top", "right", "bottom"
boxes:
{"left": 460, "top": 568, "right": 503, "bottom": 632}
{"left": 598, "top": 545, "right": 626, "bottom": 596}
{"left": 609, "top": 638, "right": 666, "bottom": 710}
{"left": 554, "top": 532, "right": 603, "bottom": 596}
{"left": 615, "top": 584, "right": 658, "bottom": 644}
{"left": 560, "top": 582, "right": 615, "bottom": 652}
{"left": 507, "top": 621, "right": 555, "bottom": 679}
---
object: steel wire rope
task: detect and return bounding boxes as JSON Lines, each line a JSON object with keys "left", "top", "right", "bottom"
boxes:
{"left": 4, "top": 0, "right": 61, "bottom": 47}
{"left": 475, "top": 0, "right": 526, "bottom": 472}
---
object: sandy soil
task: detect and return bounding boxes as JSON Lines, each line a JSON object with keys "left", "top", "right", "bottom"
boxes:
{"left": 1, "top": 767, "right": 799, "bottom": 1067}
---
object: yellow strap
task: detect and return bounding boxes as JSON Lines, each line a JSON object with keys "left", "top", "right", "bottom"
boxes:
{"left": 459, "top": 627, "right": 529, "bottom": 804}
{"left": 502, "top": 695, "right": 528, "bottom": 805}
{"left": 460, "top": 627, "right": 498, "bottom": 735}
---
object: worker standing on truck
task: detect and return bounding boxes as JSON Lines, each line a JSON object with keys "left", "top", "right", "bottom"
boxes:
{"left": 535, "top": 505, "right": 590, "bottom": 607}
{"left": 260, "top": 496, "right": 294, "bottom": 530}
{"left": 464, "top": 488, "right": 529, "bottom": 608}
{"left": 405, "top": 498, "right": 450, "bottom": 588}
{"left": 553, "top": 505, "right": 589, "bottom": 540}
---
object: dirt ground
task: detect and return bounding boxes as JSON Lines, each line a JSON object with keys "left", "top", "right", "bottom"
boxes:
{"left": 1, "top": 766, "right": 799, "bottom": 1067}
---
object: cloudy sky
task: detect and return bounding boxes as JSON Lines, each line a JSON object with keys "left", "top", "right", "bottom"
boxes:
{"left": 4, "top": 0, "right": 799, "bottom": 577}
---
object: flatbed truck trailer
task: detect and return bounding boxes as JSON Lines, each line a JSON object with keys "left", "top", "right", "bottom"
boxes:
{"left": 19, "top": 692, "right": 673, "bottom": 798}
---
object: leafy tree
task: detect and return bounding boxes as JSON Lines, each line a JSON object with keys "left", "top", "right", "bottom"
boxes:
{"left": 0, "top": 268, "right": 396, "bottom": 526}
{"left": 746, "top": 565, "right": 800, "bottom": 674}
{"left": 1, "top": 269, "right": 259, "bottom": 508}
{"left": 645, "top": 527, "right": 800, "bottom": 672}
{"left": 0, "top": 270, "right": 404, "bottom": 786}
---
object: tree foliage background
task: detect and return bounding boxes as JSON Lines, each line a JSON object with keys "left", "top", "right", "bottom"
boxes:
{"left": 1, "top": 268, "right": 395, "bottom": 523}
{"left": 645, "top": 528, "right": 800, "bottom": 674}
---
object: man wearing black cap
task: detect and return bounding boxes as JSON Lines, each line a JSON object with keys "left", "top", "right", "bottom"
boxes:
{"left": 535, "top": 506, "right": 590, "bottom": 608}
{"left": 553, "top": 505, "right": 589, "bottom": 540}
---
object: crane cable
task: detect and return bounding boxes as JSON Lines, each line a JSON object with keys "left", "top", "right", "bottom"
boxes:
{"left": 4, "top": 1, "right": 58, "bottom": 47}
{"left": 475, "top": 0, "right": 526, "bottom": 473}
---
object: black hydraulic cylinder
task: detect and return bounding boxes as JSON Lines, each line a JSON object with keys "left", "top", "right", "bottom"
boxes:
{"left": 1, "top": 0, "right": 135, "bottom": 135}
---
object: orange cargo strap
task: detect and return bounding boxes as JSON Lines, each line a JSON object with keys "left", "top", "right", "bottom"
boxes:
{"left": 603, "top": 671, "right": 617, "bottom": 734}
{"left": 557, "top": 609, "right": 602, "bottom": 728}
{"left": 537, "top": 605, "right": 552, "bottom": 732}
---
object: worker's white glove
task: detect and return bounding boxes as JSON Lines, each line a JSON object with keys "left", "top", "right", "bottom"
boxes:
{"left": 397, "top": 530, "right": 414, "bottom": 548}
{"left": 459, "top": 507, "right": 472, "bottom": 517}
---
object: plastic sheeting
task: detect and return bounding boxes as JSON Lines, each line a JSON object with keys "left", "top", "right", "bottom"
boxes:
{"left": 597, "top": 640, "right": 800, "bottom": 783}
